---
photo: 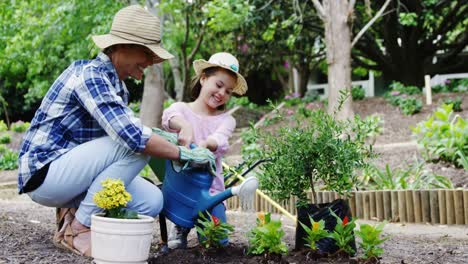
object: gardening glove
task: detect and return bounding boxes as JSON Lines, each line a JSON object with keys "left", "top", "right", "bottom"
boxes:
{"left": 152, "top": 127, "right": 178, "bottom": 145}
{"left": 178, "top": 145, "right": 217, "bottom": 176}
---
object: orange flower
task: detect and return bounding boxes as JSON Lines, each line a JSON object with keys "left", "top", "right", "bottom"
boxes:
{"left": 342, "top": 216, "right": 349, "bottom": 226}
{"left": 257, "top": 212, "right": 266, "bottom": 225}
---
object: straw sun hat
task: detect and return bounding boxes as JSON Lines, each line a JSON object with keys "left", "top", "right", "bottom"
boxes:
{"left": 92, "top": 5, "right": 174, "bottom": 64}
{"left": 193, "top": 52, "right": 248, "bottom": 95}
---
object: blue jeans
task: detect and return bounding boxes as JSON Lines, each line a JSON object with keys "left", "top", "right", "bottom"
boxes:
{"left": 28, "top": 136, "right": 163, "bottom": 227}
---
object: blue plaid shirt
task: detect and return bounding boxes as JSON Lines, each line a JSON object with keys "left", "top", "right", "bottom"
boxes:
{"left": 18, "top": 52, "right": 151, "bottom": 192}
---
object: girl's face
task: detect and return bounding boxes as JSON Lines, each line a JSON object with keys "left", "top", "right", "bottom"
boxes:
{"left": 199, "top": 69, "right": 236, "bottom": 110}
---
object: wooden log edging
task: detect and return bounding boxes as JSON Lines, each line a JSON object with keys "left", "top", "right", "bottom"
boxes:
{"left": 226, "top": 189, "right": 468, "bottom": 225}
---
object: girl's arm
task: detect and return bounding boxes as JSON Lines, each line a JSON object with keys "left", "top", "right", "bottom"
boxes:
{"left": 202, "top": 115, "right": 236, "bottom": 157}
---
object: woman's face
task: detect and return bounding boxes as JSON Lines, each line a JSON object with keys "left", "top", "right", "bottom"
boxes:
{"left": 199, "top": 69, "right": 236, "bottom": 110}
{"left": 111, "top": 45, "right": 156, "bottom": 80}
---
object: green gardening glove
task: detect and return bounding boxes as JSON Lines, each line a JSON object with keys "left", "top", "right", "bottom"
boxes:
{"left": 178, "top": 146, "right": 217, "bottom": 176}
{"left": 152, "top": 127, "right": 178, "bottom": 145}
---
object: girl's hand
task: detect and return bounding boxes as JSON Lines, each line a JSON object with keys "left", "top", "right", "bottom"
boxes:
{"left": 177, "top": 124, "right": 193, "bottom": 147}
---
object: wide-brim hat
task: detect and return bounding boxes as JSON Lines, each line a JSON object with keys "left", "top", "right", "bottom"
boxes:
{"left": 193, "top": 52, "right": 248, "bottom": 95}
{"left": 92, "top": 5, "right": 174, "bottom": 64}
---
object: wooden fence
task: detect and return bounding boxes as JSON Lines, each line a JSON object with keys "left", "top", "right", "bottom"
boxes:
{"left": 226, "top": 189, "right": 468, "bottom": 225}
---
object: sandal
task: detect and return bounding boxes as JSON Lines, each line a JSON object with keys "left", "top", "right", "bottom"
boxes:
{"left": 53, "top": 208, "right": 76, "bottom": 245}
{"left": 61, "top": 222, "right": 92, "bottom": 257}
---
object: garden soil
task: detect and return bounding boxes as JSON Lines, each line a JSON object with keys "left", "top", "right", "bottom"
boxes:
{"left": 1, "top": 93, "right": 467, "bottom": 263}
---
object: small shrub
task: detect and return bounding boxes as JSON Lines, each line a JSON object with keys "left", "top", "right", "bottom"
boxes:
{"left": 128, "top": 101, "right": 141, "bottom": 114}
{"left": 0, "top": 149, "right": 19, "bottom": 170}
{"left": 0, "top": 133, "right": 11, "bottom": 144}
{"left": 163, "top": 98, "right": 175, "bottom": 109}
{"left": 247, "top": 212, "right": 288, "bottom": 256}
{"left": 388, "top": 82, "right": 420, "bottom": 95}
{"left": 227, "top": 96, "right": 259, "bottom": 109}
{"left": 412, "top": 104, "right": 467, "bottom": 168}
{"left": 10, "top": 120, "right": 30, "bottom": 133}
{"left": 302, "top": 90, "right": 320, "bottom": 103}
{"left": 442, "top": 97, "right": 462, "bottom": 112}
{"left": 398, "top": 97, "right": 422, "bottom": 115}
{"left": 351, "top": 86, "right": 365, "bottom": 100}
{"left": 356, "top": 223, "right": 388, "bottom": 261}
{"left": 283, "top": 92, "right": 301, "bottom": 106}
{"left": 196, "top": 211, "right": 234, "bottom": 249}
{"left": 352, "top": 115, "right": 384, "bottom": 144}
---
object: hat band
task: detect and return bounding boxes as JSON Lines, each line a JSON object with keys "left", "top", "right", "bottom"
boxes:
{"left": 110, "top": 30, "right": 161, "bottom": 45}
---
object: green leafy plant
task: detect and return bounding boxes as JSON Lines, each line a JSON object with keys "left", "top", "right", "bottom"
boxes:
{"left": 352, "top": 115, "right": 384, "bottom": 144}
{"left": 356, "top": 223, "right": 388, "bottom": 261}
{"left": 0, "top": 145, "right": 7, "bottom": 155}
{"left": 93, "top": 178, "right": 138, "bottom": 219}
{"left": 247, "top": 212, "right": 288, "bottom": 255}
{"left": 398, "top": 97, "right": 422, "bottom": 115}
{"left": 283, "top": 92, "right": 302, "bottom": 107}
{"left": 0, "top": 120, "right": 8, "bottom": 132}
{"left": 412, "top": 104, "right": 467, "bottom": 168}
{"left": 0, "top": 149, "right": 18, "bottom": 170}
{"left": 0, "top": 133, "right": 11, "bottom": 144}
{"left": 195, "top": 211, "right": 234, "bottom": 249}
{"left": 442, "top": 97, "right": 462, "bottom": 112}
{"left": 351, "top": 86, "right": 366, "bottom": 101}
{"left": 128, "top": 101, "right": 141, "bottom": 114}
{"left": 329, "top": 210, "right": 356, "bottom": 255}
{"left": 360, "top": 162, "right": 453, "bottom": 190}
{"left": 299, "top": 217, "right": 330, "bottom": 251}
{"left": 10, "top": 120, "right": 30, "bottom": 133}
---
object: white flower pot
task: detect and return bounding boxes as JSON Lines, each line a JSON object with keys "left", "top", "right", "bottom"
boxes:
{"left": 91, "top": 213, "right": 154, "bottom": 264}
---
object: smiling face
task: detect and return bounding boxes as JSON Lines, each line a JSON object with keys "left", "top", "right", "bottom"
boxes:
{"left": 110, "top": 44, "right": 157, "bottom": 80}
{"left": 197, "top": 68, "right": 237, "bottom": 111}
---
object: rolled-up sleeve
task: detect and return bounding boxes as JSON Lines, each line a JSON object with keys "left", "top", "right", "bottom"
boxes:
{"left": 162, "top": 102, "right": 185, "bottom": 133}
{"left": 210, "top": 116, "right": 236, "bottom": 157}
{"left": 75, "top": 68, "right": 151, "bottom": 152}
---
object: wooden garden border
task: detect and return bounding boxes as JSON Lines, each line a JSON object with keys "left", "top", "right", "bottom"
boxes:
{"left": 226, "top": 189, "right": 468, "bottom": 225}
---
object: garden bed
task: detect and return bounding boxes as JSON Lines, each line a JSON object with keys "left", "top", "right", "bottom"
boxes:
{"left": 1, "top": 198, "right": 467, "bottom": 263}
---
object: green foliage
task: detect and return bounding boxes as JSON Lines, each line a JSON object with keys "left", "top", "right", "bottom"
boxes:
{"left": 10, "top": 121, "right": 30, "bottom": 133}
{"left": 0, "top": 133, "right": 11, "bottom": 144}
{"left": 360, "top": 163, "right": 453, "bottom": 190}
{"left": 351, "top": 86, "right": 366, "bottom": 101}
{"left": 412, "top": 104, "right": 467, "bottom": 168}
{"left": 399, "top": 97, "right": 422, "bottom": 115}
{"left": 329, "top": 210, "right": 356, "bottom": 255}
{"left": 247, "top": 212, "right": 288, "bottom": 255}
{"left": 352, "top": 115, "right": 384, "bottom": 144}
{"left": 128, "top": 102, "right": 141, "bottom": 115}
{"left": 0, "top": 0, "right": 125, "bottom": 117}
{"left": 283, "top": 92, "right": 302, "bottom": 107}
{"left": 387, "top": 82, "right": 421, "bottom": 96}
{"left": 432, "top": 79, "right": 468, "bottom": 94}
{"left": 0, "top": 149, "right": 18, "bottom": 170}
{"left": 399, "top": 12, "right": 418, "bottom": 26}
{"left": 163, "top": 98, "right": 175, "bottom": 109}
{"left": 196, "top": 211, "right": 234, "bottom": 249}
{"left": 0, "top": 120, "right": 7, "bottom": 132}
{"left": 299, "top": 217, "right": 330, "bottom": 251}
{"left": 253, "top": 108, "right": 371, "bottom": 208}
{"left": 356, "top": 223, "right": 388, "bottom": 260}
{"left": 226, "top": 96, "right": 259, "bottom": 110}
{"left": 442, "top": 97, "right": 462, "bottom": 112}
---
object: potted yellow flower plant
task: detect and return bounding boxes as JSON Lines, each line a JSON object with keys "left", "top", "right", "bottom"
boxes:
{"left": 91, "top": 178, "right": 154, "bottom": 264}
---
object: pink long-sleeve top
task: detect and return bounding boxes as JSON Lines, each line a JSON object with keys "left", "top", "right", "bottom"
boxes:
{"left": 162, "top": 102, "right": 236, "bottom": 195}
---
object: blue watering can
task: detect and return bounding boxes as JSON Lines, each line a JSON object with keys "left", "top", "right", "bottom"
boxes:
{"left": 161, "top": 159, "right": 259, "bottom": 228}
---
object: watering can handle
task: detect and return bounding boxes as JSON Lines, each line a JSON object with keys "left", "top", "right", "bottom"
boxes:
{"left": 189, "top": 143, "right": 197, "bottom": 149}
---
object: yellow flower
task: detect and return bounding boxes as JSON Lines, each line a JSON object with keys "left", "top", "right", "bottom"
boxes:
{"left": 312, "top": 222, "right": 320, "bottom": 231}
{"left": 257, "top": 212, "right": 266, "bottom": 226}
{"left": 93, "top": 178, "right": 132, "bottom": 210}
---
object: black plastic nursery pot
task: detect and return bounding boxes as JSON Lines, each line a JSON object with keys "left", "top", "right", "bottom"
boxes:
{"left": 295, "top": 199, "right": 356, "bottom": 254}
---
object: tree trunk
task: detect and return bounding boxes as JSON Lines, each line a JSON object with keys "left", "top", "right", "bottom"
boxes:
{"left": 169, "top": 55, "right": 184, "bottom": 101}
{"left": 140, "top": 65, "right": 166, "bottom": 128}
{"left": 139, "top": 0, "right": 165, "bottom": 128}
{"left": 323, "top": 0, "right": 354, "bottom": 120}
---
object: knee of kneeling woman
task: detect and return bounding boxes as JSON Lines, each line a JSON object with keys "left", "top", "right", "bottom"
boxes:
{"left": 144, "top": 190, "right": 164, "bottom": 217}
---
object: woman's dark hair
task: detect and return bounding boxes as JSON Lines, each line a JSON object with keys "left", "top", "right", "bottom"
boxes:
{"left": 190, "top": 67, "right": 237, "bottom": 110}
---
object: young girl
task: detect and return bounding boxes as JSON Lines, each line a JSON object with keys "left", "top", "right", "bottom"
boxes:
{"left": 162, "top": 52, "right": 247, "bottom": 249}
